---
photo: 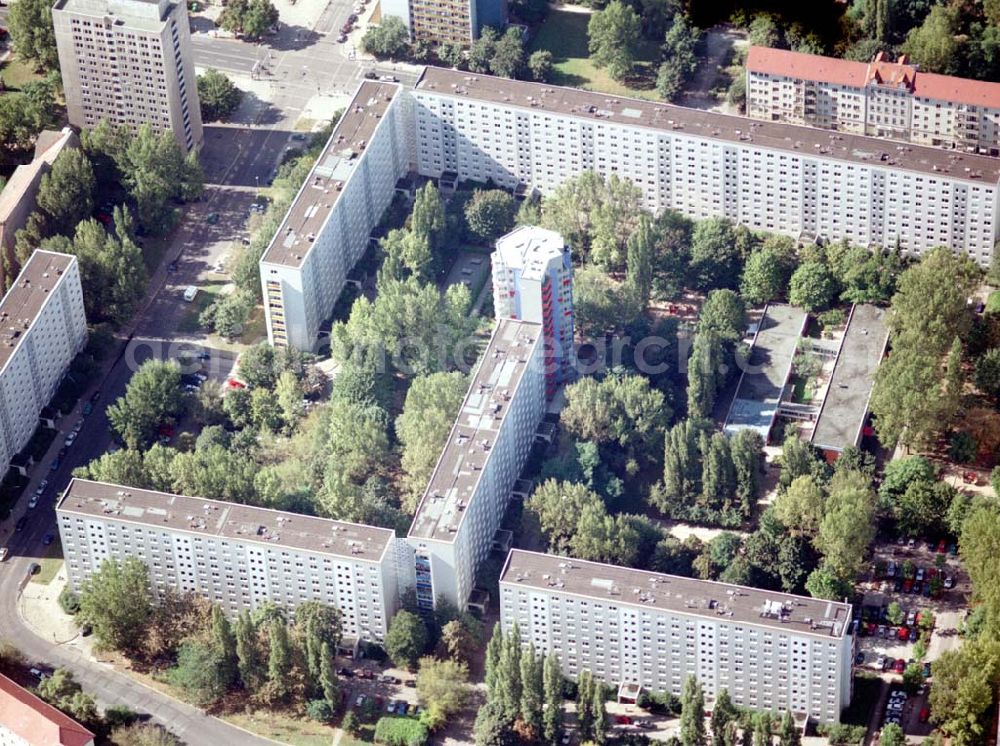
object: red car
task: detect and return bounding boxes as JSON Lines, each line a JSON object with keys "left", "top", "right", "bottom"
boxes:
{"left": 937, "top": 539, "right": 947, "bottom": 553}
{"left": 919, "top": 708, "right": 930, "bottom": 723}
{"left": 615, "top": 716, "right": 632, "bottom": 725}
{"left": 894, "top": 659, "right": 906, "bottom": 674}
{"left": 897, "top": 627, "right": 909, "bottom": 641}
{"left": 903, "top": 579, "right": 913, "bottom": 593}
{"left": 867, "top": 622, "right": 877, "bottom": 636}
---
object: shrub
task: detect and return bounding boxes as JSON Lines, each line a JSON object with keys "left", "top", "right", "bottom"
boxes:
{"left": 307, "top": 699, "right": 336, "bottom": 722}
{"left": 58, "top": 588, "right": 80, "bottom": 615}
{"left": 342, "top": 711, "right": 360, "bottom": 735}
{"left": 374, "top": 716, "right": 430, "bottom": 746}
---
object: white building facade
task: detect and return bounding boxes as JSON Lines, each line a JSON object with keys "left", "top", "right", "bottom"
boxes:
{"left": 492, "top": 227, "right": 574, "bottom": 396}
{"left": 57, "top": 479, "right": 400, "bottom": 642}
{"left": 0, "top": 251, "right": 87, "bottom": 480}
{"left": 500, "top": 550, "right": 854, "bottom": 724}
{"left": 412, "top": 67, "right": 1000, "bottom": 267}
{"left": 745, "top": 47, "right": 1000, "bottom": 155}
{"left": 406, "top": 319, "right": 545, "bottom": 612}
{"left": 52, "top": 0, "right": 202, "bottom": 153}
{"left": 260, "top": 81, "right": 409, "bottom": 351}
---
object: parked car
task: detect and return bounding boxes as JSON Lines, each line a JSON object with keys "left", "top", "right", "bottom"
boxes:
{"left": 875, "top": 655, "right": 887, "bottom": 669}
{"left": 73, "top": 419, "right": 84, "bottom": 433}
{"left": 943, "top": 575, "right": 955, "bottom": 589}
{"left": 906, "top": 609, "right": 917, "bottom": 626}
{"left": 923, "top": 662, "right": 932, "bottom": 678}
{"left": 897, "top": 627, "right": 909, "bottom": 642}
{"left": 919, "top": 708, "right": 930, "bottom": 723}
{"left": 64, "top": 432, "right": 76, "bottom": 447}
{"left": 855, "top": 652, "right": 865, "bottom": 665}
{"left": 355, "top": 695, "right": 366, "bottom": 707}
{"left": 909, "top": 627, "right": 919, "bottom": 642}
{"left": 27, "top": 495, "right": 38, "bottom": 509}
{"left": 82, "top": 402, "right": 93, "bottom": 416}
{"left": 0, "top": 547, "right": 8, "bottom": 562}
{"left": 15, "top": 517, "right": 27, "bottom": 532}
{"left": 894, "top": 659, "right": 906, "bottom": 674}
{"left": 404, "top": 679, "right": 416, "bottom": 688}
{"left": 50, "top": 458, "right": 60, "bottom": 471}
{"left": 615, "top": 716, "right": 633, "bottom": 725}
{"left": 34, "top": 480, "right": 48, "bottom": 496}
{"left": 42, "top": 533, "right": 54, "bottom": 546}
{"left": 915, "top": 567, "right": 925, "bottom": 582}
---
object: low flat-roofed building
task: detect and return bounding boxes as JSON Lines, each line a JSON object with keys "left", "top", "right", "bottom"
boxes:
{"left": 811, "top": 304, "right": 889, "bottom": 459}
{"left": 500, "top": 549, "right": 854, "bottom": 724}
{"left": 57, "top": 479, "right": 399, "bottom": 641}
{"left": 0, "top": 251, "right": 87, "bottom": 480}
{"left": 0, "top": 672, "right": 94, "bottom": 746}
{"left": 724, "top": 304, "right": 808, "bottom": 442}
{"left": 406, "top": 318, "right": 546, "bottom": 612}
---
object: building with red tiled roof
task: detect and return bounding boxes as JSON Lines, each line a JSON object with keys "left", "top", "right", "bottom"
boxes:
{"left": 746, "top": 46, "right": 1000, "bottom": 155}
{"left": 0, "top": 672, "right": 95, "bottom": 746}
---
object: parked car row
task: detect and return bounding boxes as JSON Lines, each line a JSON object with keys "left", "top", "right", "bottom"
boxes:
{"left": 883, "top": 688, "right": 907, "bottom": 728}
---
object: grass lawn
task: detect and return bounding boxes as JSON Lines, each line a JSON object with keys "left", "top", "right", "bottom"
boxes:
{"left": 0, "top": 57, "right": 44, "bottom": 90}
{"left": 222, "top": 709, "right": 335, "bottom": 746}
{"left": 177, "top": 281, "right": 226, "bottom": 333}
{"left": 528, "top": 7, "right": 660, "bottom": 99}
{"left": 791, "top": 376, "right": 814, "bottom": 404}
{"left": 30, "top": 539, "right": 63, "bottom": 585}
{"left": 986, "top": 290, "right": 1000, "bottom": 313}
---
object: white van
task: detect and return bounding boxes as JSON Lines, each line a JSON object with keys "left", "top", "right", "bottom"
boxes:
{"left": 183, "top": 286, "right": 198, "bottom": 302}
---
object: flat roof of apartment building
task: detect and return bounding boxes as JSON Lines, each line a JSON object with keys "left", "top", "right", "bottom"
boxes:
{"left": 0, "top": 251, "right": 75, "bottom": 373}
{"left": 811, "top": 304, "right": 889, "bottom": 453}
{"left": 493, "top": 226, "right": 567, "bottom": 281}
{"left": 53, "top": 0, "right": 175, "bottom": 28}
{"left": 501, "top": 550, "right": 852, "bottom": 639}
{"left": 746, "top": 46, "right": 1000, "bottom": 110}
{"left": 724, "top": 304, "right": 808, "bottom": 439}
{"left": 57, "top": 479, "right": 395, "bottom": 562}
{"left": 261, "top": 81, "right": 399, "bottom": 269}
{"left": 408, "top": 318, "right": 542, "bottom": 542}
{"left": 415, "top": 66, "right": 1000, "bottom": 182}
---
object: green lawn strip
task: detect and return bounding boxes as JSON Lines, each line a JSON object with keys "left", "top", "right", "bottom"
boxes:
{"left": 528, "top": 8, "right": 660, "bottom": 99}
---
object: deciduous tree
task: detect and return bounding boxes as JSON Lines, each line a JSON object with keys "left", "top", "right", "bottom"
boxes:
{"left": 588, "top": 1, "right": 641, "bottom": 81}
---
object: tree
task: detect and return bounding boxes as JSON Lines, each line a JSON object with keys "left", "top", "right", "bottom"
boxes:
{"left": 590, "top": 679, "right": 607, "bottom": 746}
{"left": 588, "top": 1, "right": 641, "bottom": 82}
{"left": 577, "top": 671, "right": 595, "bottom": 741}
{"left": 815, "top": 475, "right": 875, "bottom": 581}
{"left": 106, "top": 361, "right": 183, "bottom": 449}
{"left": 318, "top": 642, "right": 339, "bottom": 707}
{"left": 77, "top": 557, "right": 153, "bottom": 654}
{"left": 975, "top": 348, "right": 1000, "bottom": 399}
{"left": 687, "top": 330, "right": 722, "bottom": 419}
{"left": 778, "top": 710, "right": 800, "bottom": 746}
{"left": 36, "top": 669, "right": 98, "bottom": 725}
{"left": 416, "top": 656, "right": 470, "bottom": 727}
{"left": 895, "top": 479, "right": 956, "bottom": 538}
{"left": 465, "top": 190, "right": 517, "bottom": 243}
{"left": 927, "top": 638, "right": 1000, "bottom": 746}
{"left": 805, "top": 565, "right": 853, "bottom": 600}
{"left": 699, "top": 289, "right": 746, "bottom": 343}
{"left": 960, "top": 504, "right": 1000, "bottom": 635}
{"left": 468, "top": 27, "right": 499, "bottom": 73}
{"left": 656, "top": 14, "right": 699, "bottom": 101}
{"left": 542, "top": 653, "right": 563, "bottom": 746}
{"left": 439, "top": 618, "right": 481, "bottom": 664}
{"left": 36, "top": 148, "right": 96, "bottom": 237}
{"left": 520, "top": 646, "right": 544, "bottom": 737}
{"left": 197, "top": 69, "right": 243, "bottom": 122}
{"left": 491, "top": 27, "right": 525, "bottom": 78}
{"left": 711, "top": 689, "right": 738, "bottom": 746}
{"left": 885, "top": 600, "right": 905, "bottom": 626}
{"left": 879, "top": 724, "right": 905, "bottom": 746}
{"left": 361, "top": 17, "right": 410, "bottom": 58}
{"left": 774, "top": 476, "right": 824, "bottom": 537}
{"left": 110, "top": 723, "right": 181, "bottom": 746}
{"left": 211, "top": 604, "right": 238, "bottom": 689}
{"left": 235, "top": 611, "right": 265, "bottom": 692}
{"left": 528, "top": 50, "right": 554, "bottom": 81}
{"left": 901, "top": 5, "right": 960, "bottom": 75}
{"left": 689, "top": 218, "right": 741, "bottom": 290}
{"left": 741, "top": 247, "right": 791, "bottom": 305}
{"left": 779, "top": 435, "right": 824, "bottom": 488}
{"left": 788, "top": 261, "right": 837, "bottom": 312}
{"left": 498, "top": 623, "right": 523, "bottom": 721}
{"left": 411, "top": 182, "right": 446, "bottom": 253}
{"left": 7, "top": 0, "right": 59, "bottom": 70}
{"left": 64, "top": 216, "right": 148, "bottom": 324}
{"left": 626, "top": 213, "right": 655, "bottom": 307}
{"left": 385, "top": 611, "right": 429, "bottom": 670}
{"left": 295, "top": 601, "right": 343, "bottom": 683}
{"left": 475, "top": 699, "right": 516, "bottom": 746}
{"left": 217, "top": 0, "right": 278, "bottom": 39}
{"left": 748, "top": 14, "right": 781, "bottom": 47}
{"left": 679, "top": 676, "right": 706, "bottom": 746}
{"left": 266, "top": 619, "right": 293, "bottom": 701}
{"left": 168, "top": 640, "right": 229, "bottom": 706}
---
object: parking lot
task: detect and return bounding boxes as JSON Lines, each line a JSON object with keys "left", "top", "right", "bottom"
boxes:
{"left": 852, "top": 537, "right": 968, "bottom": 739}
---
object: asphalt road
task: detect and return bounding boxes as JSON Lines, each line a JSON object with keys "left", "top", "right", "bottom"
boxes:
{"left": 0, "top": 132, "right": 275, "bottom": 743}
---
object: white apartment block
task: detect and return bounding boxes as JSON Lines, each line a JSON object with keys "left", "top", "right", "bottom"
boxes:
{"left": 260, "top": 81, "right": 409, "bottom": 351}
{"left": 406, "top": 319, "right": 545, "bottom": 612}
{"left": 57, "top": 479, "right": 400, "bottom": 644}
{"left": 0, "top": 252, "right": 87, "bottom": 480}
{"left": 746, "top": 47, "right": 1000, "bottom": 156}
{"left": 493, "top": 227, "right": 574, "bottom": 395}
{"left": 501, "top": 550, "right": 854, "bottom": 724}
{"left": 262, "top": 66, "right": 1000, "bottom": 351}
{"left": 411, "top": 67, "right": 1000, "bottom": 267}
{"left": 53, "top": 0, "right": 203, "bottom": 153}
